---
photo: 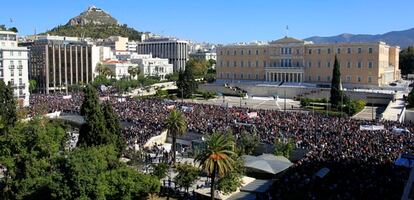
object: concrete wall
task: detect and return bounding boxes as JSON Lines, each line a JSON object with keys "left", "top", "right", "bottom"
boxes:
{"left": 405, "top": 109, "right": 414, "bottom": 123}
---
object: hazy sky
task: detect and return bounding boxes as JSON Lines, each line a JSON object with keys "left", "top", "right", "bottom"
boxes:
{"left": 1, "top": 0, "right": 413, "bottom": 44}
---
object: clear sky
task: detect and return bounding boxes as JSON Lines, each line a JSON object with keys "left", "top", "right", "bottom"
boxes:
{"left": 1, "top": 0, "right": 413, "bottom": 44}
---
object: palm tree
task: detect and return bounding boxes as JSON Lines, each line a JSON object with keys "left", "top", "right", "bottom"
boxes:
{"left": 128, "top": 66, "right": 141, "bottom": 80}
{"left": 195, "top": 132, "right": 236, "bottom": 200}
{"left": 165, "top": 109, "right": 187, "bottom": 164}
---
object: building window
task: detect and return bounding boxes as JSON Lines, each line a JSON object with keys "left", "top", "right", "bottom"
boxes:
{"left": 233, "top": 74, "right": 236, "bottom": 79}
{"left": 296, "top": 49, "right": 300, "bottom": 54}
{"left": 327, "top": 76, "right": 331, "bottom": 81}
{"left": 347, "top": 76, "right": 351, "bottom": 81}
{"left": 227, "top": 61, "right": 230, "bottom": 67}
{"left": 308, "top": 49, "right": 312, "bottom": 54}
{"left": 234, "top": 50, "right": 236, "bottom": 55}
{"left": 368, "top": 76, "right": 372, "bottom": 83}
{"left": 220, "top": 73, "right": 223, "bottom": 78}
{"left": 347, "top": 62, "right": 351, "bottom": 68}
{"left": 19, "top": 78, "right": 22, "bottom": 85}
{"left": 10, "top": 69, "right": 14, "bottom": 76}
{"left": 327, "top": 62, "right": 331, "bottom": 68}
{"left": 358, "top": 76, "right": 362, "bottom": 82}
{"left": 248, "top": 74, "right": 251, "bottom": 79}
{"left": 227, "top": 51, "right": 230, "bottom": 55}
{"left": 358, "top": 62, "right": 362, "bottom": 68}
{"left": 318, "top": 49, "right": 321, "bottom": 54}
{"left": 308, "top": 62, "right": 312, "bottom": 68}
{"left": 288, "top": 48, "right": 292, "bottom": 54}
{"left": 241, "top": 61, "right": 244, "bottom": 67}
{"left": 220, "top": 61, "right": 223, "bottom": 67}
{"left": 248, "top": 50, "right": 251, "bottom": 55}
{"left": 256, "top": 74, "right": 259, "bottom": 80}
{"left": 347, "top": 48, "right": 351, "bottom": 54}
{"left": 256, "top": 60, "right": 259, "bottom": 67}
{"left": 296, "top": 61, "right": 300, "bottom": 67}
{"left": 18, "top": 69, "right": 22, "bottom": 76}
{"left": 369, "top": 48, "right": 373, "bottom": 54}
{"left": 317, "top": 76, "right": 321, "bottom": 81}
{"left": 240, "top": 73, "right": 244, "bottom": 79}
{"left": 288, "top": 59, "right": 292, "bottom": 67}
{"left": 10, "top": 78, "right": 14, "bottom": 85}
{"left": 256, "top": 50, "right": 259, "bottom": 55}
{"left": 281, "top": 48, "right": 284, "bottom": 55}
{"left": 241, "top": 50, "right": 244, "bottom": 55}
{"left": 337, "top": 48, "right": 341, "bottom": 54}
{"left": 248, "top": 61, "right": 251, "bottom": 67}
{"left": 234, "top": 61, "right": 237, "bottom": 67}
{"left": 220, "top": 51, "right": 223, "bottom": 55}
{"left": 263, "top": 61, "right": 267, "bottom": 67}
{"left": 368, "top": 62, "right": 373, "bottom": 68}
{"left": 327, "top": 48, "right": 331, "bottom": 54}
{"left": 308, "top": 76, "right": 312, "bottom": 81}
{"left": 358, "top": 48, "right": 362, "bottom": 53}
{"left": 318, "top": 61, "right": 321, "bottom": 68}
{"left": 227, "top": 73, "right": 230, "bottom": 78}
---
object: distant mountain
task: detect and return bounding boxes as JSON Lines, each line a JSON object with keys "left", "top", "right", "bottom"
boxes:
{"left": 66, "top": 6, "right": 118, "bottom": 26}
{"left": 43, "top": 6, "right": 142, "bottom": 41}
{"left": 305, "top": 28, "right": 414, "bottom": 48}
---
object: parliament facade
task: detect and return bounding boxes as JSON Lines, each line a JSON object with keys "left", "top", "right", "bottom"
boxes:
{"left": 216, "top": 37, "right": 400, "bottom": 87}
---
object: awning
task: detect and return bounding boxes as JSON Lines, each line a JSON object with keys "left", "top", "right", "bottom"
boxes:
{"left": 242, "top": 154, "right": 293, "bottom": 175}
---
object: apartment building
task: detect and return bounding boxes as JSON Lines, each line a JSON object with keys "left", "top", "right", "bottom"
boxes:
{"left": 216, "top": 37, "right": 400, "bottom": 88}
{"left": 137, "top": 38, "right": 188, "bottom": 72}
{"left": 0, "top": 30, "right": 30, "bottom": 106}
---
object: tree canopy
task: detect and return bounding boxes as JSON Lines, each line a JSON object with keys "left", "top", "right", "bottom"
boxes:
{"left": 176, "top": 65, "right": 198, "bottom": 99}
{"left": 330, "top": 55, "right": 343, "bottom": 107}
{"left": 0, "top": 81, "right": 17, "bottom": 133}
{"left": 400, "top": 46, "right": 414, "bottom": 75}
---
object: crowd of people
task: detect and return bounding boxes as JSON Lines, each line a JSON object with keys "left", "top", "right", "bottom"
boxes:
{"left": 28, "top": 91, "right": 414, "bottom": 199}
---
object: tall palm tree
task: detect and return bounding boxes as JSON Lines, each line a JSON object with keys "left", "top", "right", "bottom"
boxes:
{"left": 165, "top": 109, "right": 187, "bottom": 164}
{"left": 195, "top": 132, "right": 236, "bottom": 200}
{"left": 128, "top": 66, "right": 141, "bottom": 80}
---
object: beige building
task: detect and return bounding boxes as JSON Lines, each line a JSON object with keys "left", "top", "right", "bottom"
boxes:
{"left": 216, "top": 37, "right": 400, "bottom": 88}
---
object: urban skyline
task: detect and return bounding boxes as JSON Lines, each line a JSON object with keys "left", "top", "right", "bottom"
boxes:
{"left": 1, "top": 0, "right": 414, "bottom": 44}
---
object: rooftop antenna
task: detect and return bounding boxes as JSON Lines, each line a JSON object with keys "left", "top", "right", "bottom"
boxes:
{"left": 285, "top": 25, "right": 289, "bottom": 38}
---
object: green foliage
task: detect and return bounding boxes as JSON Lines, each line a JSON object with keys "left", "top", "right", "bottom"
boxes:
{"left": 95, "top": 63, "right": 115, "bottom": 78}
{"left": 165, "top": 109, "right": 187, "bottom": 164}
{"left": 102, "top": 102, "right": 126, "bottom": 155}
{"left": 237, "top": 131, "right": 259, "bottom": 156}
{"left": 400, "top": 46, "right": 414, "bottom": 75}
{"left": 165, "top": 72, "right": 179, "bottom": 81}
{"left": 195, "top": 132, "right": 236, "bottom": 200}
{"left": 344, "top": 99, "right": 366, "bottom": 116}
{"left": 0, "top": 81, "right": 17, "bottom": 133}
{"left": 186, "top": 59, "right": 210, "bottom": 77}
{"left": 207, "top": 59, "right": 216, "bottom": 69}
{"left": 174, "top": 163, "right": 200, "bottom": 192}
{"left": 29, "top": 79, "right": 38, "bottom": 93}
{"left": 8, "top": 27, "right": 18, "bottom": 33}
{"left": 200, "top": 91, "right": 216, "bottom": 100}
{"left": 78, "top": 85, "right": 112, "bottom": 149}
{"left": 44, "top": 24, "right": 142, "bottom": 41}
{"left": 177, "top": 65, "right": 198, "bottom": 98}
{"left": 217, "top": 157, "right": 244, "bottom": 195}
{"left": 0, "top": 24, "right": 5, "bottom": 31}
{"left": 274, "top": 138, "right": 295, "bottom": 159}
{"left": 330, "top": 55, "right": 343, "bottom": 107}
{"left": 91, "top": 75, "right": 111, "bottom": 87}
{"left": 300, "top": 98, "right": 329, "bottom": 107}
{"left": 151, "top": 163, "right": 169, "bottom": 179}
{"left": 155, "top": 89, "right": 168, "bottom": 98}
{"left": 127, "top": 66, "right": 141, "bottom": 80}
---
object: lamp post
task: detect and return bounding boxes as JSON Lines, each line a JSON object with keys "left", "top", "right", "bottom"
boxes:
{"left": 284, "top": 90, "right": 287, "bottom": 112}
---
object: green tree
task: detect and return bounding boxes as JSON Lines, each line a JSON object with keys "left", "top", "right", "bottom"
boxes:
{"left": 96, "top": 63, "right": 115, "bottom": 78}
{"left": 0, "top": 81, "right": 17, "bottom": 132}
{"left": 330, "top": 55, "right": 343, "bottom": 107}
{"left": 274, "top": 138, "right": 295, "bottom": 159}
{"left": 102, "top": 102, "right": 126, "bottom": 155}
{"left": 8, "top": 27, "right": 18, "bottom": 33}
{"left": 165, "top": 72, "right": 179, "bottom": 81}
{"left": 217, "top": 157, "right": 244, "bottom": 195}
{"left": 151, "top": 162, "right": 169, "bottom": 180}
{"left": 400, "top": 46, "right": 414, "bottom": 75}
{"left": 78, "top": 85, "right": 111, "bottom": 147}
{"left": 165, "top": 109, "right": 187, "bottom": 164}
{"left": 237, "top": 131, "right": 259, "bottom": 155}
{"left": 195, "top": 132, "right": 236, "bottom": 200}
{"left": 186, "top": 59, "right": 209, "bottom": 77}
{"left": 128, "top": 66, "right": 141, "bottom": 80}
{"left": 177, "top": 65, "right": 198, "bottom": 98}
{"left": 174, "top": 163, "right": 200, "bottom": 193}
{"left": 207, "top": 59, "right": 216, "bottom": 69}
{"left": 29, "top": 79, "right": 38, "bottom": 93}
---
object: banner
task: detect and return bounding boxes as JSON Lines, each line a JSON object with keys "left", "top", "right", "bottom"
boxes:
{"left": 99, "top": 96, "right": 110, "bottom": 101}
{"left": 62, "top": 95, "right": 72, "bottom": 99}
{"left": 359, "top": 125, "right": 384, "bottom": 131}
{"left": 166, "top": 105, "right": 175, "bottom": 110}
{"left": 181, "top": 106, "right": 193, "bottom": 112}
{"left": 248, "top": 112, "right": 258, "bottom": 118}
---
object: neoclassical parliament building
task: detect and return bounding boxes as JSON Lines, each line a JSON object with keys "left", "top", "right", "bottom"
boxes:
{"left": 216, "top": 37, "right": 400, "bottom": 87}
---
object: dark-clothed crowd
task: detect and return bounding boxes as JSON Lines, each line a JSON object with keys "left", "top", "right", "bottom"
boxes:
{"left": 29, "top": 92, "right": 414, "bottom": 199}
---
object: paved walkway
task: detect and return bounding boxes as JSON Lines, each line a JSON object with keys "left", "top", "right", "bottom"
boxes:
{"left": 352, "top": 106, "right": 386, "bottom": 120}
{"left": 382, "top": 91, "right": 407, "bottom": 121}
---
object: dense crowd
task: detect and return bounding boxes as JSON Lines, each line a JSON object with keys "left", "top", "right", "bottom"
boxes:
{"left": 29, "top": 92, "right": 414, "bottom": 199}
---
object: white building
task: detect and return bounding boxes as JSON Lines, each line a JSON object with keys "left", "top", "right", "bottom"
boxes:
{"left": 0, "top": 30, "right": 29, "bottom": 106}
{"left": 131, "top": 54, "right": 173, "bottom": 80}
{"left": 103, "top": 60, "right": 139, "bottom": 80}
{"left": 91, "top": 45, "right": 113, "bottom": 77}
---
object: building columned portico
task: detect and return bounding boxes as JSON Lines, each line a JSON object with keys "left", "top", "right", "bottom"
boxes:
{"left": 265, "top": 68, "right": 304, "bottom": 83}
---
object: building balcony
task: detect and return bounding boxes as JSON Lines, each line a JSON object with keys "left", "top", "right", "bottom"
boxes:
{"left": 9, "top": 65, "right": 15, "bottom": 69}
{"left": 17, "top": 65, "right": 23, "bottom": 69}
